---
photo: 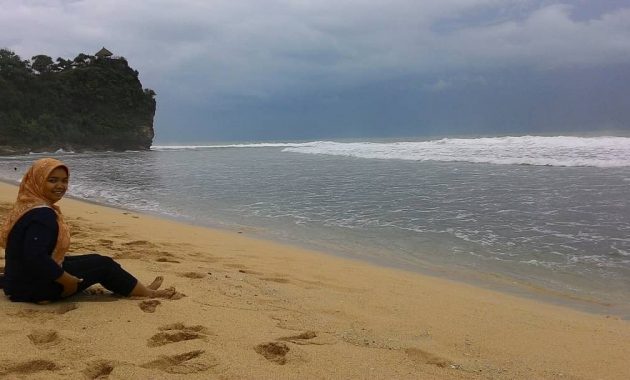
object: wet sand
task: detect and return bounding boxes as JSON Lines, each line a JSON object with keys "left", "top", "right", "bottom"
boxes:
{"left": 1, "top": 181, "right": 629, "bottom": 379}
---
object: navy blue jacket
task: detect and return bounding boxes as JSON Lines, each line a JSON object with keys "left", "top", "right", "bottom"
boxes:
{"left": 2, "top": 207, "right": 64, "bottom": 301}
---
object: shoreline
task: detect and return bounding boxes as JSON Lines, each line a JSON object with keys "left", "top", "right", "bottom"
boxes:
{"left": 1, "top": 181, "right": 630, "bottom": 378}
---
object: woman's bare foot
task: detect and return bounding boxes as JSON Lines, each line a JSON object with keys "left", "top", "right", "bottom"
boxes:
{"left": 147, "top": 276, "right": 164, "bottom": 290}
{"left": 129, "top": 278, "right": 185, "bottom": 299}
{"left": 129, "top": 277, "right": 166, "bottom": 298}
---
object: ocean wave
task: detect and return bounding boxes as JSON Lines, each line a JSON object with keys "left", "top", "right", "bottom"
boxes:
{"left": 279, "top": 136, "right": 630, "bottom": 168}
{"left": 151, "top": 142, "right": 321, "bottom": 150}
{"left": 28, "top": 148, "right": 76, "bottom": 155}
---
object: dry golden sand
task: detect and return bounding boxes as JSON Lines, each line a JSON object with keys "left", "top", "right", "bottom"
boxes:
{"left": 0, "top": 181, "right": 629, "bottom": 379}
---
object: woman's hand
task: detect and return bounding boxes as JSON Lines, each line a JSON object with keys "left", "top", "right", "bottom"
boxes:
{"left": 55, "top": 272, "right": 83, "bottom": 298}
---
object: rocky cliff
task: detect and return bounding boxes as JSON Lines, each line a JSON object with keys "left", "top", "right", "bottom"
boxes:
{"left": 0, "top": 49, "right": 156, "bottom": 154}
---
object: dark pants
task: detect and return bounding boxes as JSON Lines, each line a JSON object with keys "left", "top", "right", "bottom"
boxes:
{"left": 63, "top": 254, "right": 138, "bottom": 297}
{"left": 5, "top": 254, "right": 138, "bottom": 303}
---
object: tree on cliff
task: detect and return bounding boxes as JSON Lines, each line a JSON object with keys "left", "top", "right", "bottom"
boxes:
{"left": 0, "top": 48, "right": 156, "bottom": 153}
{"left": 31, "top": 55, "right": 54, "bottom": 74}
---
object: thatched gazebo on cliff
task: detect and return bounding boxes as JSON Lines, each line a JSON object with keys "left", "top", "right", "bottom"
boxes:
{"left": 95, "top": 47, "right": 113, "bottom": 59}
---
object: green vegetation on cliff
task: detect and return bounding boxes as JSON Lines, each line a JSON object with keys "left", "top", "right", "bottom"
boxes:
{"left": 0, "top": 48, "right": 156, "bottom": 154}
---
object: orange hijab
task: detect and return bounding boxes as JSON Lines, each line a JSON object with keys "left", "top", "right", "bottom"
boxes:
{"left": 0, "top": 158, "right": 71, "bottom": 265}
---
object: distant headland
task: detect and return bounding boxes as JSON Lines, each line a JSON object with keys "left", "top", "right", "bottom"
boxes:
{"left": 0, "top": 48, "right": 156, "bottom": 155}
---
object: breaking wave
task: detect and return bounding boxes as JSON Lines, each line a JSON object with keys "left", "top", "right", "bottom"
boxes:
{"left": 280, "top": 136, "right": 630, "bottom": 168}
{"left": 153, "top": 136, "right": 630, "bottom": 168}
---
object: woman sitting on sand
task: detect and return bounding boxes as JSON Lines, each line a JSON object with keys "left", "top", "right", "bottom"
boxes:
{"left": 0, "top": 158, "right": 178, "bottom": 303}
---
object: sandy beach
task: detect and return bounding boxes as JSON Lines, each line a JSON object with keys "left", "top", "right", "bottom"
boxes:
{"left": 0, "top": 181, "right": 629, "bottom": 379}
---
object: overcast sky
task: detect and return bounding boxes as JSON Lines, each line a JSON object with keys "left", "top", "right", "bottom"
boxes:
{"left": 2, "top": 0, "right": 630, "bottom": 142}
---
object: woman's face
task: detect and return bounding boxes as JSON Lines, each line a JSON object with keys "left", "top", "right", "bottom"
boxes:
{"left": 44, "top": 167, "right": 69, "bottom": 203}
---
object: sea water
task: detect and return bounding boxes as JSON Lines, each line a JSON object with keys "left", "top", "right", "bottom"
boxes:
{"left": 1, "top": 136, "right": 629, "bottom": 316}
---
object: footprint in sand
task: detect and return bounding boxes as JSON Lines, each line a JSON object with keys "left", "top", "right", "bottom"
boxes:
{"left": 123, "top": 240, "right": 157, "bottom": 248}
{"left": 141, "top": 350, "right": 218, "bottom": 374}
{"left": 254, "top": 342, "right": 291, "bottom": 365}
{"left": 155, "top": 257, "right": 181, "bottom": 263}
{"left": 253, "top": 331, "right": 332, "bottom": 366}
{"left": 238, "top": 269, "right": 262, "bottom": 275}
{"left": 139, "top": 300, "right": 161, "bottom": 313}
{"left": 279, "top": 331, "right": 316, "bottom": 342}
{"left": 278, "top": 331, "right": 336, "bottom": 346}
{"left": 260, "top": 277, "right": 291, "bottom": 284}
{"left": 178, "top": 272, "right": 206, "bottom": 279}
{"left": 97, "top": 239, "right": 114, "bottom": 245}
{"left": 112, "top": 252, "right": 143, "bottom": 260}
{"left": 13, "top": 303, "right": 78, "bottom": 318}
{"left": 404, "top": 348, "right": 455, "bottom": 369}
{"left": 0, "top": 359, "right": 58, "bottom": 376}
{"left": 27, "top": 329, "right": 60, "bottom": 347}
{"left": 147, "top": 323, "right": 212, "bottom": 347}
{"left": 83, "top": 359, "right": 115, "bottom": 379}
{"left": 159, "top": 287, "right": 186, "bottom": 300}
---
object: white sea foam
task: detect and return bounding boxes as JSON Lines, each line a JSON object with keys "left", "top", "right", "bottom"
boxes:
{"left": 151, "top": 142, "right": 319, "bottom": 150}
{"left": 68, "top": 184, "right": 163, "bottom": 214}
{"left": 278, "top": 136, "right": 630, "bottom": 168}
{"left": 28, "top": 148, "right": 75, "bottom": 155}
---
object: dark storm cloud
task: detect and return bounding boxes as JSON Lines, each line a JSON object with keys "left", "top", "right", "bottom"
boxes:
{"left": 1, "top": 0, "right": 629, "bottom": 141}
